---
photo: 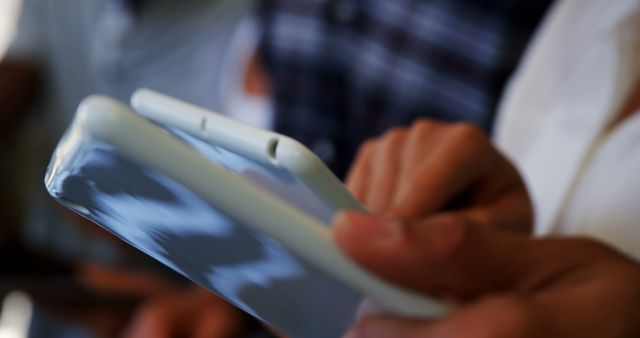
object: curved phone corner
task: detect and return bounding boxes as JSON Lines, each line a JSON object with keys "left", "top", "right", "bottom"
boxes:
{"left": 76, "top": 95, "right": 135, "bottom": 140}
{"left": 46, "top": 95, "right": 133, "bottom": 197}
{"left": 272, "top": 137, "right": 323, "bottom": 173}
{"left": 130, "top": 87, "right": 153, "bottom": 110}
{"left": 274, "top": 137, "right": 365, "bottom": 212}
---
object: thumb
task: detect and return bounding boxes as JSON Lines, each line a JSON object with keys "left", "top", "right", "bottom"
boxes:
{"left": 332, "top": 211, "right": 535, "bottom": 300}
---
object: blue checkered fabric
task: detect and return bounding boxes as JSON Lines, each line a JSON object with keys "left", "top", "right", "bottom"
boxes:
{"left": 260, "top": 0, "right": 552, "bottom": 177}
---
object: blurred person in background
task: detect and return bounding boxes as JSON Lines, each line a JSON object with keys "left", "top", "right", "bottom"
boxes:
{"left": 333, "top": 0, "right": 640, "bottom": 337}
{"left": 0, "top": 0, "right": 272, "bottom": 337}
{"left": 259, "top": 0, "right": 553, "bottom": 178}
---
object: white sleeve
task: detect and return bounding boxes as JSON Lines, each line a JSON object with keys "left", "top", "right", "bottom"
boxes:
{"left": 4, "top": 0, "right": 47, "bottom": 63}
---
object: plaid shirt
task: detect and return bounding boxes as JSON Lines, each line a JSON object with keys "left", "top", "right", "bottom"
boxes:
{"left": 259, "top": 0, "right": 552, "bottom": 178}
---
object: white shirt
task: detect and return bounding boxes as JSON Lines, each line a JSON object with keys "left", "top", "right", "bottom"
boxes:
{"left": 495, "top": 0, "right": 640, "bottom": 259}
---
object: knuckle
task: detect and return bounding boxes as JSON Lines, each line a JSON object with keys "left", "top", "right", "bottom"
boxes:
{"left": 408, "top": 119, "right": 440, "bottom": 143}
{"left": 412, "top": 118, "right": 439, "bottom": 133}
{"left": 411, "top": 172, "right": 440, "bottom": 192}
{"left": 379, "top": 128, "right": 408, "bottom": 153}
{"left": 450, "top": 122, "right": 485, "bottom": 141}
{"left": 358, "top": 138, "right": 377, "bottom": 156}
{"left": 383, "top": 127, "right": 408, "bottom": 142}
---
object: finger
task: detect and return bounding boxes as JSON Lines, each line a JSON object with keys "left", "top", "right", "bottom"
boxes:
{"left": 530, "top": 250, "right": 640, "bottom": 338}
{"left": 455, "top": 148, "right": 532, "bottom": 233}
{"left": 78, "top": 262, "right": 177, "bottom": 297}
{"left": 343, "top": 315, "right": 434, "bottom": 338}
{"left": 345, "top": 296, "right": 550, "bottom": 338}
{"left": 192, "top": 302, "right": 248, "bottom": 338}
{"left": 365, "top": 128, "right": 407, "bottom": 214}
{"left": 425, "top": 246, "right": 640, "bottom": 338}
{"left": 393, "top": 120, "right": 444, "bottom": 214}
{"left": 333, "top": 211, "right": 484, "bottom": 298}
{"left": 464, "top": 187, "right": 533, "bottom": 234}
{"left": 122, "top": 287, "right": 207, "bottom": 338}
{"left": 346, "top": 139, "right": 375, "bottom": 203}
{"left": 332, "top": 211, "right": 580, "bottom": 299}
{"left": 391, "top": 123, "right": 496, "bottom": 219}
{"left": 122, "top": 301, "right": 177, "bottom": 338}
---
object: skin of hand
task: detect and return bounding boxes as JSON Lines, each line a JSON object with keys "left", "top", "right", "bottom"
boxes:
{"left": 346, "top": 120, "right": 532, "bottom": 234}
{"left": 333, "top": 211, "right": 640, "bottom": 338}
{"left": 121, "top": 285, "right": 254, "bottom": 338}
{"left": 77, "top": 262, "right": 181, "bottom": 298}
{"left": 76, "top": 262, "right": 254, "bottom": 338}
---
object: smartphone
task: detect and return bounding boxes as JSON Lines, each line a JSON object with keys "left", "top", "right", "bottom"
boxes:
{"left": 45, "top": 94, "right": 449, "bottom": 338}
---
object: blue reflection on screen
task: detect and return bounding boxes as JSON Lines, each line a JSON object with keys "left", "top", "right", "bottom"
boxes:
{"left": 45, "top": 127, "right": 361, "bottom": 338}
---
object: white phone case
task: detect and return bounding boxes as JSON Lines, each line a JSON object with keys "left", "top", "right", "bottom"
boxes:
{"left": 46, "top": 94, "right": 449, "bottom": 338}
{"left": 131, "top": 88, "right": 363, "bottom": 214}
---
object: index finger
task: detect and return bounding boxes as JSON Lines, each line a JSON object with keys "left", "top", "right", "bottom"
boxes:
{"left": 332, "top": 211, "right": 596, "bottom": 299}
{"left": 391, "top": 124, "right": 495, "bottom": 220}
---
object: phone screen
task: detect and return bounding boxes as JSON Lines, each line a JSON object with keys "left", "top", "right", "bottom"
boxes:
{"left": 45, "top": 124, "right": 363, "bottom": 338}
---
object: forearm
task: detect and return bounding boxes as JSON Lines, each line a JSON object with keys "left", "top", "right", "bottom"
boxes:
{"left": 0, "top": 59, "right": 40, "bottom": 133}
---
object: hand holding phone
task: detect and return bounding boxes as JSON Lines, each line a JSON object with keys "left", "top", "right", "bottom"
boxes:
{"left": 45, "top": 92, "right": 449, "bottom": 338}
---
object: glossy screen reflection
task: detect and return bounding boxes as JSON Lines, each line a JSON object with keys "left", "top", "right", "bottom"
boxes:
{"left": 45, "top": 128, "right": 362, "bottom": 338}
